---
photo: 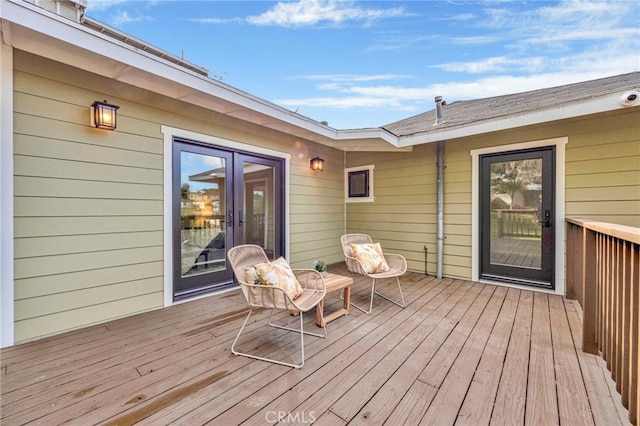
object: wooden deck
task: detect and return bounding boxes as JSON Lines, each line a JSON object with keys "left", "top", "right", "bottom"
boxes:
{"left": 0, "top": 264, "right": 631, "bottom": 425}
{"left": 491, "top": 237, "right": 541, "bottom": 268}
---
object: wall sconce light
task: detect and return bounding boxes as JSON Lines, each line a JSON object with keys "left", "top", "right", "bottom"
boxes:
{"left": 310, "top": 156, "right": 325, "bottom": 172}
{"left": 91, "top": 100, "right": 119, "bottom": 130}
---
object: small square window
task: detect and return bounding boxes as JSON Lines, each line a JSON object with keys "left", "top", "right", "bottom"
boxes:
{"left": 348, "top": 170, "right": 369, "bottom": 198}
{"left": 345, "top": 165, "right": 374, "bottom": 203}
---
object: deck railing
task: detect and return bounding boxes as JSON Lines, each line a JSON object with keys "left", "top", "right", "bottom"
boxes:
{"left": 493, "top": 209, "right": 541, "bottom": 238}
{"left": 566, "top": 218, "right": 639, "bottom": 425}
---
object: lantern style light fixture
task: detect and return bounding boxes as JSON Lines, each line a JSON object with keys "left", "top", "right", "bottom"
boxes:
{"left": 310, "top": 156, "right": 325, "bottom": 172}
{"left": 91, "top": 100, "right": 119, "bottom": 130}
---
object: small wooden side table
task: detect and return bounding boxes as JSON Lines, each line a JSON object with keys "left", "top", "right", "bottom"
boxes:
{"left": 316, "top": 273, "right": 353, "bottom": 327}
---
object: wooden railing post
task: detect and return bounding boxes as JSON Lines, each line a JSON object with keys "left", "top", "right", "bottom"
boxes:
{"left": 566, "top": 221, "right": 584, "bottom": 301}
{"left": 582, "top": 226, "right": 598, "bottom": 355}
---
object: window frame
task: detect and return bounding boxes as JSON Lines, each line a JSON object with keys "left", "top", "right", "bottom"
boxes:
{"left": 345, "top": 165, "right": 374, "bottom": 203}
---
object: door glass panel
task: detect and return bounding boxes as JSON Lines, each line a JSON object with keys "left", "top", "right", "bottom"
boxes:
{"left": 180, "top": 151, "right": 227, "bottom": 277}
{"left": 243, "top": 161, "right": 276, "bottom": 259}
{"left": 489, "top": 158, "right": 542, "bottom": 269}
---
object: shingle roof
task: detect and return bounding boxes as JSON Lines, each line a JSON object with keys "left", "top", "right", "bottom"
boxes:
{"left": 383, "top": 72, "right": 640, "bottom": 137}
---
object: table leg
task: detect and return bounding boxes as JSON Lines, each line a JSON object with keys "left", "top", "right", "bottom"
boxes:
{"left": 343, "top": 286, "right": 351, "bottom": 312}
{"left": 315, "top": 299, "right": 325, "bottom": 326}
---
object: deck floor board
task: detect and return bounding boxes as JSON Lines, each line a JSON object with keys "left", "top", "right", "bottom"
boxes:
{"left": 0, "top": 264, "right": 631, "bottom": 425}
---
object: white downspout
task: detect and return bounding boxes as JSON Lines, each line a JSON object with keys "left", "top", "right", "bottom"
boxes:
{"left": 434, "top": 97, "right": 445, "bottom": 279}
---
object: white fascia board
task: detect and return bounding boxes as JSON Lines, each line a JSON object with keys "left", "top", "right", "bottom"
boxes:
{"left": 336, "top": 127, "right": 398, "bottom": 144}
{"left": 397, "top": 92, "right": 640, "bottom": 147}
{"left": 332, "top": 128, "right": 408, "bottom": 152}
{"left": 1, "top": 0, "right": 341, "bottom": 142}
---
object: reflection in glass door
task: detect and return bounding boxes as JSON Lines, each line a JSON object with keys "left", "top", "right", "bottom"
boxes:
{"left": 173, "top": 140, "right": 285, "bottom": 300}
{"left": 235, "top": 154, "right": 281, "bottom": 260}
{"left": 173, "top": 143, "right": 233, "bottom": 299}
{"left": 480, "top": 147, "right": 555, "bottom": 288}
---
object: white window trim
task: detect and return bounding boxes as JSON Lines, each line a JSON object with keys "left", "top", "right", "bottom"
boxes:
{"left": 161, "top": 126, "right": 291, "bottom": 307}
{"left": 345, "top": 164, "right": 375, "bottom": 203}
{"left": 1, "top": 42, "right": 14, "bottom": 347}
{"left": 470, "top": 137, "right": 567, "bottom": 296}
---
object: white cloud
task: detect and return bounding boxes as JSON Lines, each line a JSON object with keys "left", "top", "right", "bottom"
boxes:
{"left": 110, "top": 11, "right": 154, "bottom": 28}
{"left": 187, "top": 17, "right": 244, "bottom": 25}
{"left": 449, "top": 36, "right": 500, "bottom": 45}
{"left": 366, "top": 34, "right": 438, "bottom": 52}
{"left": 434, "top": 56, "right": 547, "bottom": 74}
{"left": 294, "top": 74, "right": 409, "bottom": 82}
{"left": 481, "top": 0, "right": 639, "bottom": 48}
{"left": 246, "top": 0, "right": 409, "bottom": 28}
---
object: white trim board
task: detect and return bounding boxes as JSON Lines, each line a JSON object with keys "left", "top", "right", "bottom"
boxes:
{"left": 470, "top": 137, "right": 567, "bottom": 296}
{"left": 161, "top": 126, "right": 291, "bottom": 307}
{"left": 0, "top": 41, "right": 14, "bottom": 348}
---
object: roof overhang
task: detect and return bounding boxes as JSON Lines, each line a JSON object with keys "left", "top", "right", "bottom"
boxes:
{"left": 396, "top": 91, "right": 639, "bottom": 147}
{"left": 0, "top": 0, "right": 411, "bottom": 152}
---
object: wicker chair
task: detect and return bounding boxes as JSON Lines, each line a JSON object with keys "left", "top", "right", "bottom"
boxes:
{"left": 227, "top": 244, "right": 326, "bottom": 368}
{"left": 341, "top": 234, "right": 407, "bottom": 314}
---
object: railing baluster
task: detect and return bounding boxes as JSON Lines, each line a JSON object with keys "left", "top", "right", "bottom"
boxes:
{"left": 631, "top": 243, "right": 639, "bottom": 425}
{"left": 566, "top": 218, "right": 639, "bottom": 425}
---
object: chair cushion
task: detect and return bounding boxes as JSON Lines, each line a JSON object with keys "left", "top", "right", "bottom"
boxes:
{"left": 254, "top": 257, "right": 303, "bottom": 300}
{"left": 351, "top": 243, "right": 390, "bottom": 273}
{"left": 245, "top": 266, "right": 260, "bottom": 285}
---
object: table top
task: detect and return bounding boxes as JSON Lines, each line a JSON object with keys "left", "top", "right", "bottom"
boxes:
{"left": 322, "top": 272, "right": 353, "bottom": 290}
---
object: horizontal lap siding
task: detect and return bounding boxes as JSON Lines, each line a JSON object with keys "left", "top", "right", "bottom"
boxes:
{"left": 346, "top": 143, "right": 472, "bottom": 279}
{"left": 288, "top": 152, "right": 346, "bottom": 269}
{"left": 347, "top": 108, "right": 640, "bottom": 282}
{"left": 13, "top": 57, "right": 165, "bottom": 343}
{"left": 13, "top": 51, "right": 344, "bottom": 342}
{"left": 564, "top": 111, "right": 640, "bottom": 227}
{"left": 346, "top": 145, "right": 440, "bottom": 275}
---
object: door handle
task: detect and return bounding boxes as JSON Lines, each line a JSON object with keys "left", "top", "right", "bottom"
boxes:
{"left": 238, "top": 209, "right": 244, "bottom": 227}
{"left": 225, "top": 209, "right": 233, "bottom": 228}
{"left": 538, "top": 210, "right": 551, "bottom": 227}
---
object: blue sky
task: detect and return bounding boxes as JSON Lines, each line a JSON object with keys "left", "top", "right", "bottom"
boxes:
{"left": 87, "top": 0, "right": 640, "bottom": 129}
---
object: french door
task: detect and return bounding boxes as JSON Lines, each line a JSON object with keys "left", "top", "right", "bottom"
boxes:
{"left": 172, "top": 139, "right": 284, "bottom": 300}
{"left": 479, "top": 147, "right": 555, "bottom": 288}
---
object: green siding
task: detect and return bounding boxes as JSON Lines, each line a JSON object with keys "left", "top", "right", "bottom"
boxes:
{"left": 12, "top": 50, "right": 344, "bottom": 342}
{"left": 347, "top": 108, "right": 640, "bottom": 281}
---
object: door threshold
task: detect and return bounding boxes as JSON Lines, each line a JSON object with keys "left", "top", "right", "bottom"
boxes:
{"left": 172, "top": 284, "right": 240, "bottom": 306}
{"left": 478, "top": 278, "right": 562, "bottom": 295}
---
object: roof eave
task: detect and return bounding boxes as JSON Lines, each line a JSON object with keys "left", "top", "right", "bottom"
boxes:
{"left": 397, "top": 92, "right": 639, "bottom": 147}
{"left": 1, "top": 0, "right": 406, "bottom": 151}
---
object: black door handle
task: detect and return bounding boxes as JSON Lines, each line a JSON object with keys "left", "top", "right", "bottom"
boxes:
{"left": 538, "top": 210, "right": 551, "bottom": 227}
{"left": 225, "top": 209, "right": 233, "bottom": 228}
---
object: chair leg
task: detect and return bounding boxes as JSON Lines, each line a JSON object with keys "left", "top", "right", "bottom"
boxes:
{"left": 351, "top": 276, "right": 406, "bottom": 314}
{"left": 232, "top": 308, "right": 326, "bottom": 369}
{"left": 375, "top": 276, "right": 406, "bottom": 309}
{"left": 268, "top": 309, "right": 326, "bottom": 338}
{"left": 350, "top": 278, "right": 377, "bottom": 315}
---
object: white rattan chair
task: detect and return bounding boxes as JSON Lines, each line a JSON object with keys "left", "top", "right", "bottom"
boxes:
{"left": 341, "top": 234, "right": 407, "bottom": 314}
{"left": 227, "top": 244, "right": 326, "bottom": 368}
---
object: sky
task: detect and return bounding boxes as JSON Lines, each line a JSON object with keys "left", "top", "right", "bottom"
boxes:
{"left": 86, "top": 0, "right": 640, "bottom": 130}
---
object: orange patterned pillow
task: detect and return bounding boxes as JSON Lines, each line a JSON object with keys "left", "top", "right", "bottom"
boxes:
{"left": 351, "top": 243, "right": 390, "bottom": 273}
{"left": 254, "top": 257, "right": 303, "bottom": 300}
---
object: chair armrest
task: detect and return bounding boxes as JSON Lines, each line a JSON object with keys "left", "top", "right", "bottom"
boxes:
{"left": 241, "top": 281, "right": 298, "bottom": 310}
{"left": 346, "top": 253, "right": 407, "bottom": 275}
{"left": 383, "top": 253, "right": 407, "bottom": 273}
{"left": 345, "top": 255, "right": 370, "bottom": 276}
{"left": 293, "top": 269, "right": 326, "bottom": 292}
